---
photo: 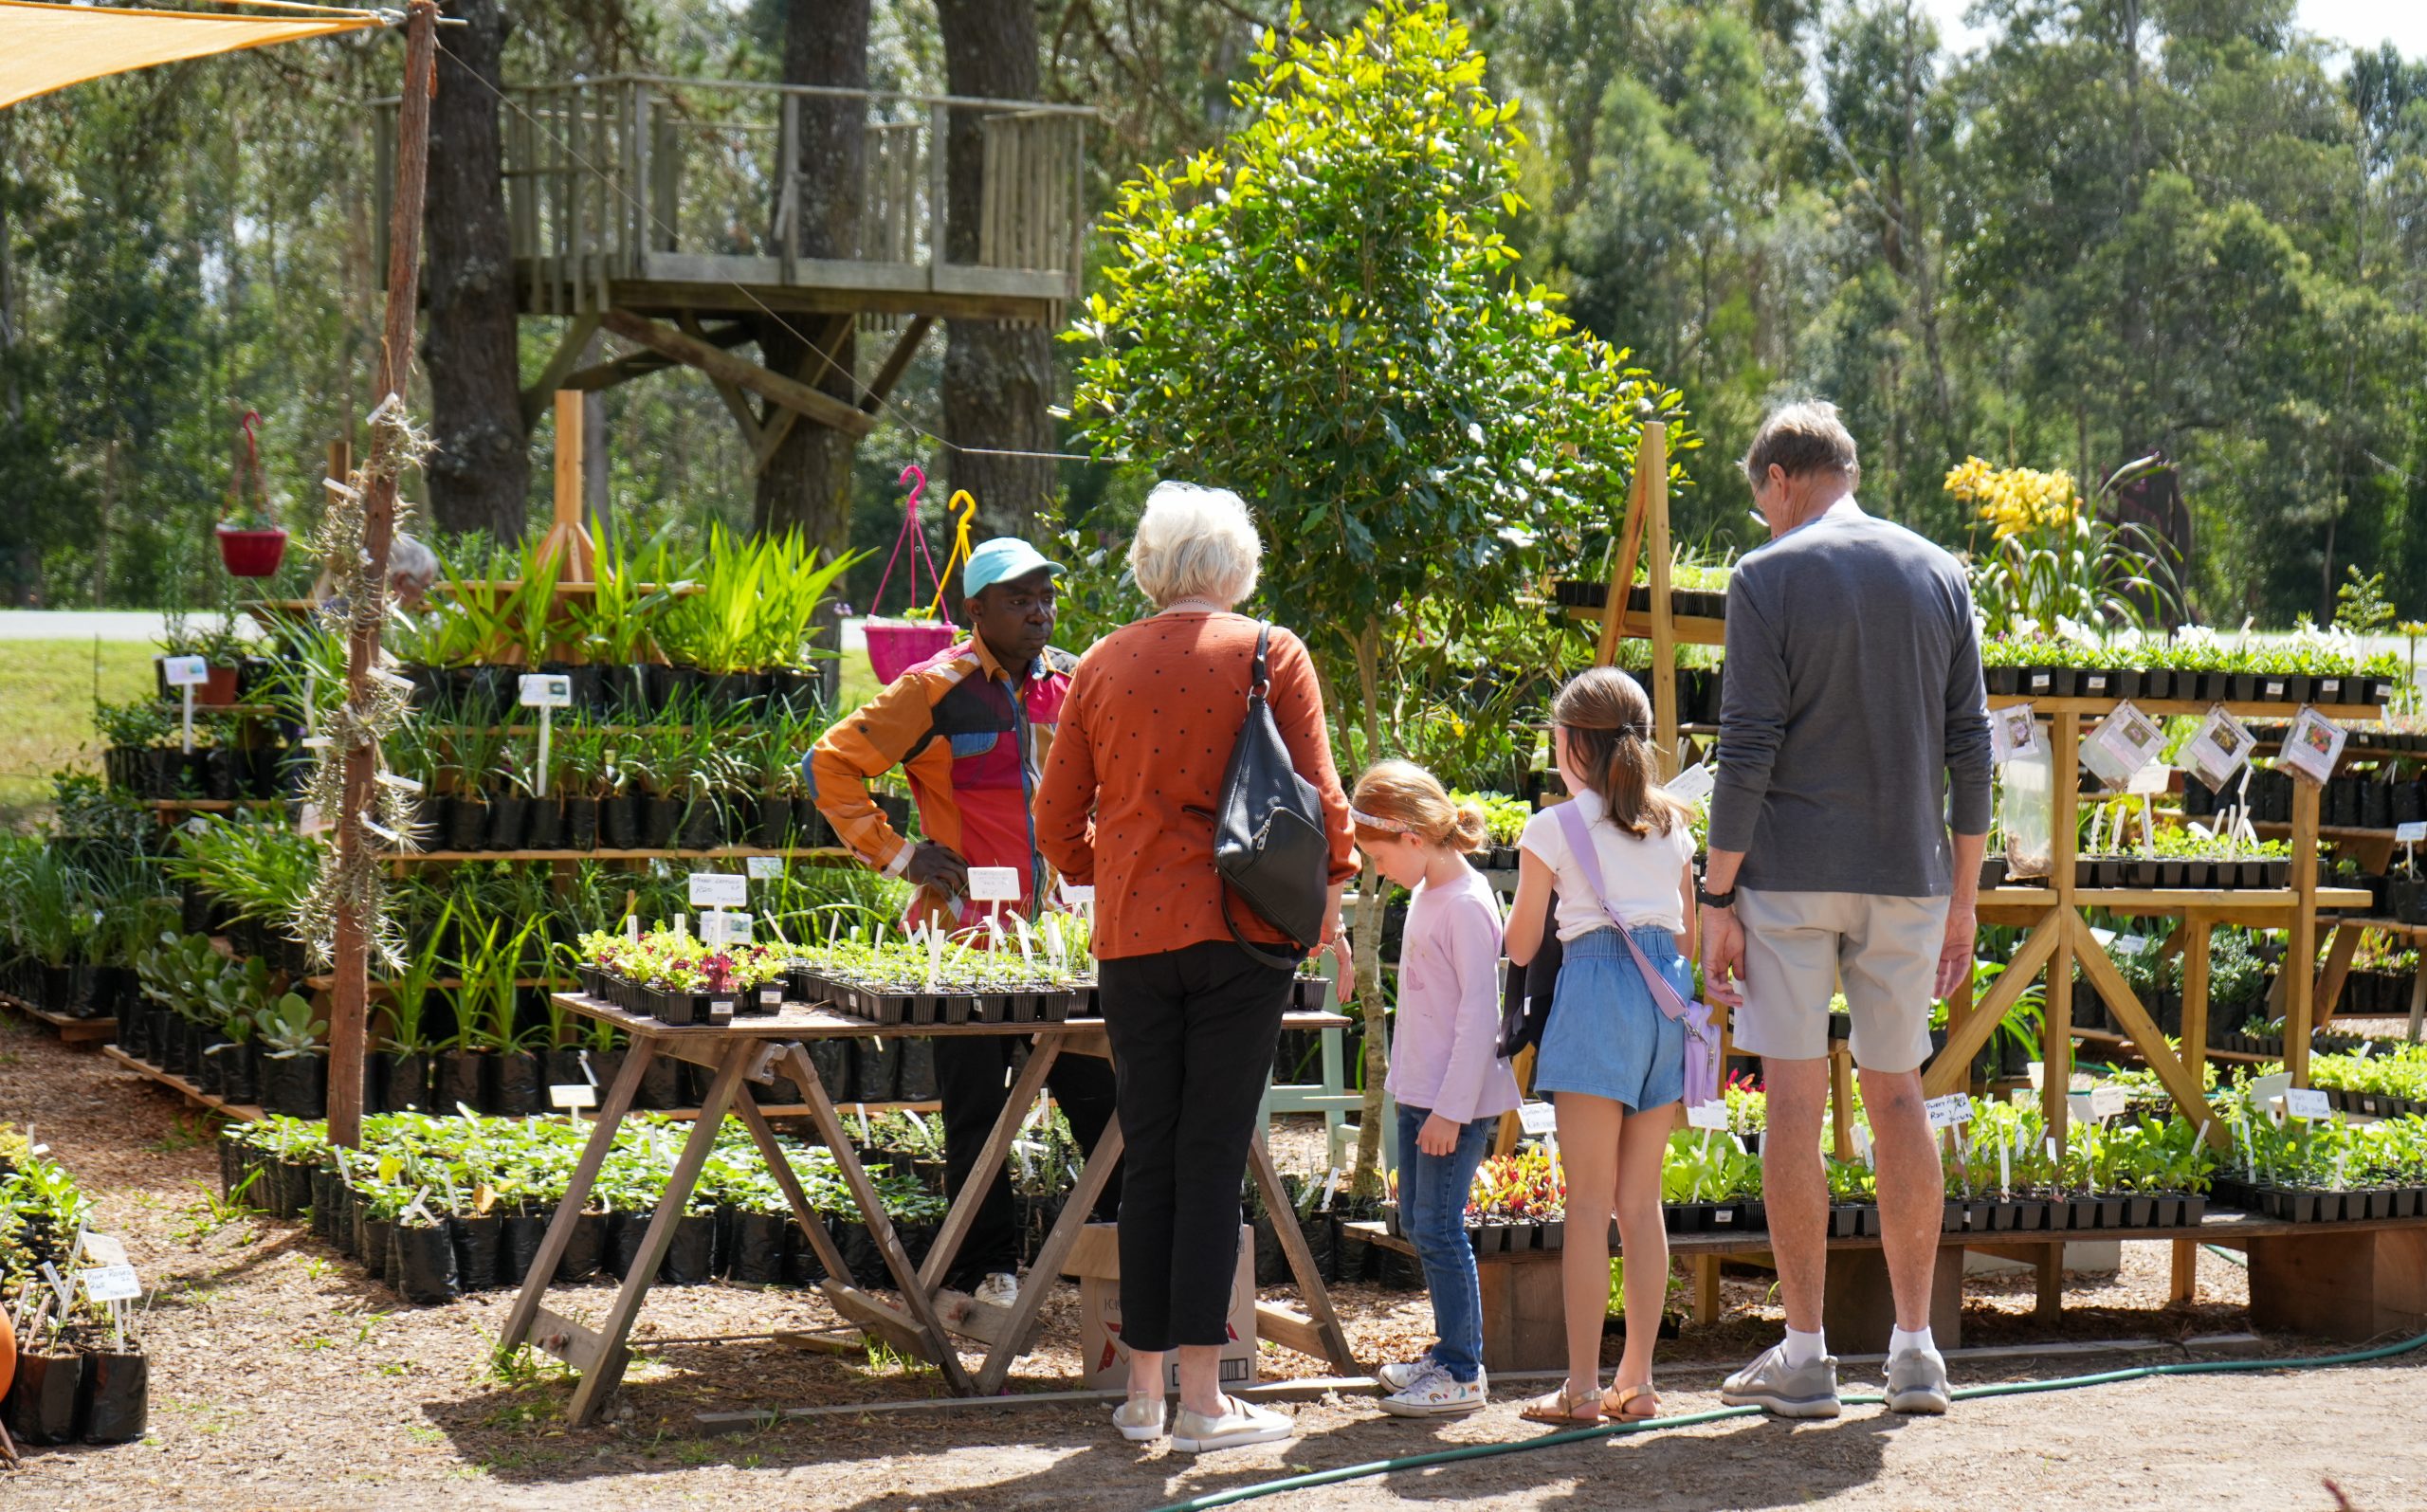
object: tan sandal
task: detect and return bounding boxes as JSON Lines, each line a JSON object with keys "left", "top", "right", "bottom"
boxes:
{"left": 1602, "top": 1382, "right": 1661, "bottom": 1421}
{"left": 1519, "top": 1382, "right": 1604, "bottom": 1427}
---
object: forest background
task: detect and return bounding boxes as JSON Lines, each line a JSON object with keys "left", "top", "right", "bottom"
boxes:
{"left": 7, "top": 0, "right": 2427, "bottom": 629}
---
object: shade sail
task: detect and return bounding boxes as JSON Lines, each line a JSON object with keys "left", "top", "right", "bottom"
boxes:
{"left": 0, "top": 0, "right": 386, "bottom": 110}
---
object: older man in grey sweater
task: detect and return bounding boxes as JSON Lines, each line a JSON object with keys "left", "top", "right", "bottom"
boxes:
{"left": 1697, "top": 401, "right": 1993, "bottom": 1420}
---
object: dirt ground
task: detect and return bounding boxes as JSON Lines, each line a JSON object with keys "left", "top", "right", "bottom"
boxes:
{"left": 7, "top": 1008, "right": 2426, "bottom": 1512}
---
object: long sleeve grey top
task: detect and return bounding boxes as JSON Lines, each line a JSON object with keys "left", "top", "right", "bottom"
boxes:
{"left": 1707, "top": 500, "right": 1993, "bottom": 898}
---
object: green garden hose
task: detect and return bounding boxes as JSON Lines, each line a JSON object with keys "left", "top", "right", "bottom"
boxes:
{"left": 1142, "top": 1330, "right": 2427, "bottom": 1512}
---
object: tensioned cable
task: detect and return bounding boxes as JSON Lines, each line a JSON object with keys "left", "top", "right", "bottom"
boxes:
{"left": 429, "top": 43, "right": 1117, "bottom": 468}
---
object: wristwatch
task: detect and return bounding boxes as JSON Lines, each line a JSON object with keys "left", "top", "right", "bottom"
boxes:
{"left": 1696, "top": 881, "right": 1737, "bottom": 910}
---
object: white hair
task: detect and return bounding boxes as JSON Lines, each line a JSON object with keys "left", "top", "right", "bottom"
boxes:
{"left": 389, "top": 534, "right": 441, "bottom": 588}
{"left": 1128, "top": 482, "right": 1263, "bottom": 609}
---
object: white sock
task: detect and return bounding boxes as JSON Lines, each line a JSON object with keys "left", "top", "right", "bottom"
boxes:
{"left": 1781, "top": 1326, "right": 1828, "bottom": 1368}
{"left": 1889, "top": 1325, "right": 1939, "bottom": 1359}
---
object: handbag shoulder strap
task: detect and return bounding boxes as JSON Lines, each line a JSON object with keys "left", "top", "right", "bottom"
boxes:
{"left": 1551, "top": 799, "right": 1692, "bottom": 1024}
{"left": 1249, "top": 620, "right": 1271, "bottom": 698}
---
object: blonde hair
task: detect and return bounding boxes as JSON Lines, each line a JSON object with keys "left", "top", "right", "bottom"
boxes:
{"left": 1552, "top": 667, "right": 1688, "bottom": 838}
{"left": 1351, "top": 759, "right": 1489, "bottom": 854}
{"left": 1128, "top": 481, "right": 1263, "bottom": 608}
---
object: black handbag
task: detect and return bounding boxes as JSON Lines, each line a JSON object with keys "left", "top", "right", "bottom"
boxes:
{"left": 1497, "top": 891, "right": 1562, "bottom": 1058}
{"left": 1208, "top": 623, "right": 1330, "bottom": 969}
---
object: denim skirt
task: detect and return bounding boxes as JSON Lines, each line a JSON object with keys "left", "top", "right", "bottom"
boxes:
{"left": 1532, "top": 925, "right": 1689, "bottom": 1111}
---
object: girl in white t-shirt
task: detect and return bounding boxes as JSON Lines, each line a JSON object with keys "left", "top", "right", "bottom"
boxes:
{"left": 1507, "top": 667, "right": 1696, "bottom": 1426}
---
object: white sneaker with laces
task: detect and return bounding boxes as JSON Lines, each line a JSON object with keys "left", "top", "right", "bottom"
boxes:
{"left": 1112, "top": 1394, "right": 1167, "bottom": 1442}
{"left": 973, "top": 1272, "right": 1020, "bottom": 1308}
{"left": 1377, "top": 1363, "right": 1487, "bottom": 1417}
{"left": 1170, "top": 1395, "right": 1294, "bottom": 1453}
{"left": 1376, "top": 1351, "right": 1437, "bottom": 1394}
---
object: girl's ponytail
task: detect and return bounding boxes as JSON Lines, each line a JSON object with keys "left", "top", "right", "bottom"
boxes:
{"left": 1553, "top": 666, "right": 1687, "bottom": 838}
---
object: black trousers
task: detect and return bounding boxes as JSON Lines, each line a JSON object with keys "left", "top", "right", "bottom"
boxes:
{"left": 934, "top": 1034, "right": 1121, "bottom": 1286}
{"left": 1098, "top": 940, "right": 1292, "bottom": 1352}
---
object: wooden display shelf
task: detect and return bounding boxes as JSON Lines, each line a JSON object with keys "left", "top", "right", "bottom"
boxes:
{"left": 2070, "top": 1025, "right": 2272, "bottom": 1065}
{"left": 380, "top": 846, "right": 852, "bottom": 865}
{"left": 1558, "top": 603, "right": 1725, "bottom": 647}
{"left": 1987, "top": 694, "right": 2387, "bottom": 721}
{"left": 0, "top": 991, "right": 119, "bottom": 1044}
{"left": 145, "top": 798, "right": 286, "bottom": 812}
{"left": 1979, "top": 884, "right": 2371, "bottom": 927}
{"left": 153, "top": 701, "right": 277, "bottom": 717}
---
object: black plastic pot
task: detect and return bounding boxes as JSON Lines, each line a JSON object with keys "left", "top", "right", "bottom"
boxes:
{"left": 378, "top": 1050, "right": 431, "bottom": 1112}
{"left": 564, "top": 796, "right": 599, "bottom": 850}
{"left": 755, "top": 794, "right": 795, "bottom": 849}
{"left": 678, "top": 796, "right": 722, "bottom": 851}
{"left": 259, "top": 1051, "right": 328, "bottom": 1119}
{"left": 446, "top": 794, "right": 488, "bottom": 852}
{"left": 662, "top": 1211, "right": 717, "bottom": 1284}
{"left": 854, "top": 1039, "right": 903, "bottom": 1102}
{"left": 433, "top": 1049, "right": 485, "bottom": 1113}
{"left": 4, "top": 1346, "right": 84, "bottom": 1445}
{"left": 77, "top": 1348, "right": 148, "bottom": 1443}
{"left": 452, "top": 1212, "right": 503, "bottom": 1292}
{"left": 500, "top": 1211, "right": 545, "bottom": 1286}
{"left": 484, "top": 792, "right": 531, "bottom": 851}
{"left": 642, "top": 796, "right": 681, "bottom": 850}
{"left": 600, "top": 792, "right": 642, "bottom": 850}
{"left": 484, "top": 1049, "right": 543, "bottom": 1115}
{"left": 728, "top": 1211, "right": 789, "bottom": 1284}
{"left": 524, "top": 797, "right": 566, "bottom": 850}
{"left": 212, "top": 1040, "right": 260, "bottom": 1105}
{"left": 392, "top": 1220, "right": 460, "bottom": 1304}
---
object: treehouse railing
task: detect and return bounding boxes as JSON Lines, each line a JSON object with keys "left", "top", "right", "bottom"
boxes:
{"left": 376, "top": 76, "right": 1091, "bottom": 317}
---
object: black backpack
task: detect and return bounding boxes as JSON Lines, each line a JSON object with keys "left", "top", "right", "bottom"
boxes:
{"left": 1208, "top": 623, "right": 1330, "bottom": 969}
{"left": 1497, "top": 892, "right": 1562, "bottom": 1058}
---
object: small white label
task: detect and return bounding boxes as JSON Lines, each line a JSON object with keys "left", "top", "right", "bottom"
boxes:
{"left": 162, "top": 655, "right": 210, "bottom": 687}
{"left": 518, "top": 673, "right": 573, "bottom": 708}
{"left": 688, "top": 872, "right": 748, "bottom": 908}
{"left": 746, "top": 855, "right": 784, "bottom": 880}
{"left": 550, "top": 1083, "right": 598, "bottom": 1110}
{"left": 2089, "top": 1084, "right": 2129, "bottom": 1120}
{"left": 298, "top": 802, "right": 329, "bottom": 837}
{"left": 2396, "top": 823, "right": 2426, "bottom": 844}
{"left": 2112, "top": 933, "right": 2151, "bottom": 956}
{"left": 1925, "top": 1094, "right": 1972, "bottom": 1129}
{"left": 1060, "top": 883, "right": 1096, "bottom": 908}
{"left": 966, "top": 866, "right": 1022, "bottom": 902}
{"left": 1518, "top": 1102, "right": 1559, "bottom": 1136}
{"left": 2283, "top": 1087, "right": 2333, "bottom": 1120}
{"left": 2027, "top": 1061, "right": 2046, "bottom": 1090}
{"left": 1684, "top": 1101, "right": 1729, "bottom": 1130}
{"left": 2068, "top": 1092, "right": 2095, "bottom": 1125}
{"left": 2126, "top": 764, "right": 2172, "bottom": 796}
{"left": 1665, "top": 763, "right": 1715, "bottom": 808}
{"left": 81, "top": 1264, "right": 141, "bottom": 1303}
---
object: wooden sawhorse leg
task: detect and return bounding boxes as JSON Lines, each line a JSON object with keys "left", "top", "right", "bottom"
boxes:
{"left": 495, "top": 1041, "right": 651, "bottom": 1365}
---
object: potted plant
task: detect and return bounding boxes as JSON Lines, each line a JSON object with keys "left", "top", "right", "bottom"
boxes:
{"left": 462, "top": 917, "right": 544, "bottom": 1114}
{"left": 254, "top": 991, "right": 329, "bottom": 1118}
{"left": 375, "top": 903, "right": 453, "bottom": 1113}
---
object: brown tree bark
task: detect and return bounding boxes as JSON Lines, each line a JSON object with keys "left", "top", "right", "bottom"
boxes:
{"left": 937, "top": 0, "right": 1057, "bottom": 544}
{"left": 750, "top": 0, "right": 867, "bottom": 553}
{"left": 422, "top": 0, "right": 529, "bottom": 541}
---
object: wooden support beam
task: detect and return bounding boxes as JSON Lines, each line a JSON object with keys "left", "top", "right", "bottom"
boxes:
{"left": 519, "top": 312, "right": 603, "bottom": 428}
{"left": 2313, "top": 922, "right": 2363, "bottom": 1030}
{"left": 598, "top": 308, "right": 875, "bottom": 439}
{"left": 2073, "top": 915, "right": 2220, "bottom": 1138}
{"left": 559, "top": 321, "right": 754, "bottom": 392}
{"left": 860, "top": 314, "right": 934, "bottom": 413}
{"left": 1923, "top": 915, "right": 2062, "bottom": 1097}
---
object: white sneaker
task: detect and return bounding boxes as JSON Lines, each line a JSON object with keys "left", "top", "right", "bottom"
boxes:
{"left": 1170, "top": 1394, "right": 1294, "bottom": 1454}
{"left": 1376, "top": 1351, "right": 1437, "bottom": 1393}
{"left": 1112, "top": 1394, "right": 1167, "bottom": 1442}
{"left": 1377, "top": 1363, "right": 1487, "bottom": 1417}
{"left": 973, "top": 1271, "right": 1020, "bottom": 1308}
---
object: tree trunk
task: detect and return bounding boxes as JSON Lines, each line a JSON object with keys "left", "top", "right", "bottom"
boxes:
{"left": 751, "top": 0, "right": 867, "bottom": 552}
{"left": 422, "top": 0, "right": 529, "bottom": 541}
{"left": 937, "top": 0, "right": 1057, "bottom": 546}
{"left": 1351, "top": 621, "right": 1391, "bottom": 1196}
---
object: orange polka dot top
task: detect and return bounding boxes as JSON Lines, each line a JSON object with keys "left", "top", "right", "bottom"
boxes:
{"left": 1033, "top": 610, "right": 1356, "bottom": 960}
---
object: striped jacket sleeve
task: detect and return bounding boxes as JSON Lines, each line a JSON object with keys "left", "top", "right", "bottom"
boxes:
{"left": 808, "top": 670, "right": 936, "bottom": 878}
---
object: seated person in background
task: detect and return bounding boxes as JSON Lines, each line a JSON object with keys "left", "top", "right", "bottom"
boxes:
{"left": 807, "top": 537, "right": 1122, "bottom": 1310}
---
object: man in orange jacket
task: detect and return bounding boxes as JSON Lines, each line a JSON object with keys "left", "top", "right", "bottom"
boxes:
{"left": 809, "top": 537, "right": 1120, "bottom": 1308}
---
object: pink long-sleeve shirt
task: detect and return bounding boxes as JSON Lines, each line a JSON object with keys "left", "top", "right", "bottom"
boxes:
{"left": 1384, "top": 865, "right": 1522, "bottom": 1124}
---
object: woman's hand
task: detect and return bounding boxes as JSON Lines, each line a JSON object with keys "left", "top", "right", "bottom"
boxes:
{"left": 1417, "top": 1112, "right": 1463, "bottom": 1157}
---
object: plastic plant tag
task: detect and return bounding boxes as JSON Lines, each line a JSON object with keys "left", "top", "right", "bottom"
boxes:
{"left": 81, "top": 1265, "right": 140, "bottom": 1304}
{"left": 2068, "top": 1092, "right": 2095, "bottom": 1125}
{"left": 2089, "top": 1084, "right": 2129, "bottom": 1120}
{"left": 2027, "top": 1060, "right": 2046, "bottom": 1090}
{"left": 967, "top": 866, "right": 1022, "bottom": 902}
{"left": 2283, "top": 1087, "right": 2332, "bottom": 1120}
{"left": 1989, "top": 704, "right": 2040, "bottom": 765}
{"left": 2398, "top": 823, "right": 2427, "bottom": 845}
{"left": 2126, "top": 763, "right": 2172, "bottom": 797}
{"left": 2089, "top": 926, "right": 2116, "bottom": 949}
{"left": 688, "top": 872, "right": 747, "bottom": 909}
{"left": 1060, "top": 882, "right": 1095, "bottom": 908}
{"left": 1685, "top": 1101, "right": 1728, "bottom": 1131}
{"left": 747, "top": 855, "right": 784, "bottom": 880}
{"left": 161, "top": 655, "right": 210, "bottom": 687}
{"left": 518, "top": 673, "right": 573, "bottom": 708}
{"left": 549, "top": 1084, "right": 598, "bottom": 1110}
{"left": 1319, "top": 1165, "right": 1342, "bottom": 1212}
{"left": 2276, "top": 705, "right": 2347, "bottom": 787}
{"left": 1518, "top": 1102, "right": 1558, "bottom": 1136}
{"left": 702, "top": 912, "right": 732, "bottom": 951}
{"left": 298, "top": 802, "right": 329, "bottom": 837}
{"left": 1666, "top": 762, "right": 1715, "bottom": 808}
{"left": 2183, "top": 706, "right": 2255, "bottom": 792}
{"left": 2081, "top": 701, "right": 2165, "bottom": 788}
{"left": 2112, "top": 933, "right": 2150, "bottom": 956}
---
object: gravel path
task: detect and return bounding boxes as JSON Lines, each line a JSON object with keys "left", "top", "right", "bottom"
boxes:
{"left": 6, "top": 1007, "right": 2424, "bottom": 1511}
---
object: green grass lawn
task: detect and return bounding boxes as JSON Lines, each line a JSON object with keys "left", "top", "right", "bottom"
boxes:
{"left": 0, "top": 640, "right": 156, "bottom": 830}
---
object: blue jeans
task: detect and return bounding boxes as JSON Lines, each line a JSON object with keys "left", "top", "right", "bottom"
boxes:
{"left": 1395, "top": 1103, "right": 1496, "bottom": 1382}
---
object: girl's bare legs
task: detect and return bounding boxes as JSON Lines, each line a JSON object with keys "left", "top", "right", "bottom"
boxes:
{"left": 1551, "top": 1092, "right": 1626, "bottom": 1401}
{"left": 1609, "top": 1103, "right": 1676, "bottom": 1404}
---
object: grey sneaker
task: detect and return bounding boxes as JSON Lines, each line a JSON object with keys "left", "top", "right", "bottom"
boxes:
{"left": 1884, "top": 1348, "right": 1950, "bottom": 1414}
{"left": 1719, "top": 1342, "right": 1841, "bottom": 1419}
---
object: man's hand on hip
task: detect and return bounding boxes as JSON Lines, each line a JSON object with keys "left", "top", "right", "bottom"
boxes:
{"left": 904, "top": 842, "right": 970, "bottom": 896}
{"left": 1935, "top": 898, "right": 1979, "bottom": 1000}
{"left": 1699, "top": 904, "right": 1745, "bottom": 1008}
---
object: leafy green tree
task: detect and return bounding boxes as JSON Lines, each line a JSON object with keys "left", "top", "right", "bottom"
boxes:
{"left": 1068, "top": 0, "right": 1688, "bottom": 1189}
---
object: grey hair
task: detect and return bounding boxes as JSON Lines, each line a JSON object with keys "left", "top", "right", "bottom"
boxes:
{"left": 389, "top": 534, "right": 441, "bottom": 587}
{"left": 1742, "top": 400, "right": 1861, "bottom": 489}
{"left": 1128, "top": 482, "right": 1263, "bottom": 609}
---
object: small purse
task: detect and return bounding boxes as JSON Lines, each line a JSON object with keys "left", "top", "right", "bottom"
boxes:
{"left": 1548, "top": 800, "right": 1722, "bottom": 1109}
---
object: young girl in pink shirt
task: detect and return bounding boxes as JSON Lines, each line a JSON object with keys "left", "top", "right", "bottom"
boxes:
{"left": 1351, "top": 760, "right": 1522, "bottom": 1416}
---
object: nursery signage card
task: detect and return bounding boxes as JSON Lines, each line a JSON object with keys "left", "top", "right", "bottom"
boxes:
{"left": 2080, "top": 701, "right": 2164, "bottom": 788}
{"left": 2182, "top": 706, "right": 2255, "bottom": 792}
{"left": 1989, "top": 703, "right": 2042, "bottom": 764}
{"left": 2276, "top": 705, "right": 2347, "bottom": 786}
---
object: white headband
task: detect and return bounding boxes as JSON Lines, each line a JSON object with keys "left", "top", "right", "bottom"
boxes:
{"left": 1349, "top": 805, "right": 1414, "bottom": 834}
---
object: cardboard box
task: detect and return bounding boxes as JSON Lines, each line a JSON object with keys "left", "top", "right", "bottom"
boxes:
{"left": 1066, "top": 1223, "right": 1255, "bottom": 1393}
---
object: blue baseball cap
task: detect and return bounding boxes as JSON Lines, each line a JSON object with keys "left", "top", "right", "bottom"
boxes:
{"left": 962, "top": 537, "right": 1066, "bottom": 598}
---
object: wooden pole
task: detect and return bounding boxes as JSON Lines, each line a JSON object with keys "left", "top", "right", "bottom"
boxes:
{"left": 2286, "top": 773, "right": 2321, "bottom": 1087}
{"left": 328, "top": 0, "right": 439, "bottom": 1150}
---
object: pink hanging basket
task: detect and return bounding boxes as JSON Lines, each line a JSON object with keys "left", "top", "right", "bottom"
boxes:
{"left": 865, "top": 620, "right": 958, "bottom": 685}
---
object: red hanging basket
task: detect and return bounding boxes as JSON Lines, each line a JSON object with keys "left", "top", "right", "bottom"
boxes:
{"left": 216, "top": 524, "right": 289, "bottom": 578}
{"left": 861, "top": 465, "right": 969, "bottom": 684}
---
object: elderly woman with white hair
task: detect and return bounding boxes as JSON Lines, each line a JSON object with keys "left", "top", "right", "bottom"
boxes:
{"left": 1034, "top": 481, "right": 1355, "bottom": 1453}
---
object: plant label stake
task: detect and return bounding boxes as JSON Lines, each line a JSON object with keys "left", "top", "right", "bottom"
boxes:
{"left": 2283, "top": 1087, "right": 2331, "bottom": 1120}
{"left": 688, "top": 872, "right": 747, "bottom": 910}
{"left": 1666, "top": 761, "right": 1714, "bottom": 809}
{"left": 1685, "top": 1101, "right": 1728, "bottom": 1131}
{"left": 747, "top": 855, "right": 784, "bottom": 881}
{"left": 2089, "top": 1084, "right": 2128, "bottom": 1121}
{"left": 1518, "top": 1102, "right": 1558, "bottom": 1137}
{"left": 518, "top": 674, "right": 572, "bottom": 798}
{"left": 163, "top": 654, "right": 209, "bottom": 752}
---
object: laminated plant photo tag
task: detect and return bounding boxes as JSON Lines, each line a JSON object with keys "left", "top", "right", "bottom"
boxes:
{"left": 2081, "top": 701, "right": 2165, "bottom": 788}
{"left": 161, "top": 655, "right": 210, "bottom": 687}
{"left": 967, "top": 866, "right": 1022, "bottom": 902}
{"left": 517, "top": 673, "right": 573, "bottom": 708}
{"left": 1989, "top": 703, "right": 2041, "bottom": 764}
{"left": 2276, "top": 705, "right": 2347, "bottom": 787}
{"left": 2183, "top": 706, "right": 2255, "bottom": 792}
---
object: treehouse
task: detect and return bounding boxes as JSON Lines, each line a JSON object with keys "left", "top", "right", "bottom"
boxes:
{"left": 376, "top": 75, "right": 1090, "bottom": 444}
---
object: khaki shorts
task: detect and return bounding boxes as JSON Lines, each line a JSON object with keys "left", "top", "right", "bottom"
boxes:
{"left": 1732, "top": 889, "right": 1951, "bottom": 1073}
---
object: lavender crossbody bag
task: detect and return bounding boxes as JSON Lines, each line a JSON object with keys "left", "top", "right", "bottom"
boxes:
{"left": 1552, "top": 800, "right": 1721, "bottom": 1109}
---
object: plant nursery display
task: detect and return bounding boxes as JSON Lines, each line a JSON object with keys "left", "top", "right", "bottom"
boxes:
{"left": 0, "top": 1125, "right": 149, "bottom": 1447}
{"left": 2208, "top": 1097, "right": 2427, "bottom": 1223}
{"left": 1977, "top": 632, "right": 2400, "bottom": 704}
